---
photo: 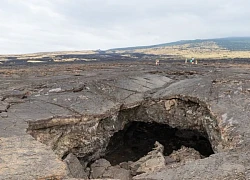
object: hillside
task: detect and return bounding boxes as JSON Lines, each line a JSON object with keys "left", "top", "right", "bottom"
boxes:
{"left": 1, "top": 37, "right": 250, "bottom": 64}
{"left": 110, "top": 37, "right": 250, "bottom": 51}
{"left": 108, "top": 37, "right": 250, "bottom": 59}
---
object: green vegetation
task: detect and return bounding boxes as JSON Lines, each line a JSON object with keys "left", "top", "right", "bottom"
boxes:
{"left": 214, "top": 37, "right": 250, "bottom": 51}
{"left": 110, "top": 37, "right": 250, "bottom": 51}
{"left": 108, "top": 37, "right": 250, "bottom": 59}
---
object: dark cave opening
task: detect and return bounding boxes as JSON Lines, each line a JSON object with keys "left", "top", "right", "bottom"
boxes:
{"left": 103, "top": 121, "right": 214, "bottom": 165}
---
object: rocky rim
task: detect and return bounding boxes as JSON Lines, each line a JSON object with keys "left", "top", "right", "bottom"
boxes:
{"left": 0, "top": 60, "right": 250, "bottom": 180}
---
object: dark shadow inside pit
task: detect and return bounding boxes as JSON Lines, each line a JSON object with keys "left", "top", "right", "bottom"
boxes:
{"left": 103, "top": 121, "right": 214, "bottom": 165}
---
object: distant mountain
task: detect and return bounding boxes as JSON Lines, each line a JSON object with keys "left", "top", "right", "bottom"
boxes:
{"left": 1, "top": 37, "right": 250, "bottom": 62}
{"left": 110, "top": 37, "right": 250, "bottom": 51}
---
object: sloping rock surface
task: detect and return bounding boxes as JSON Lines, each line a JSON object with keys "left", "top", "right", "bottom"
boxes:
{"left": 0, "top": 61, "right": 250, "bottom": 179}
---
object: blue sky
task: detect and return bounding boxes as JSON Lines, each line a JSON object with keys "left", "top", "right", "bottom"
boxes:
{"left": 0, "top": 0, "right": 250, "bottom": 54}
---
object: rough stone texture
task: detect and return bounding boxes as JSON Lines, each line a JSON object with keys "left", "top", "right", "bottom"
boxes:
{"left": 131, "top": 143, "right": 203, "bottom": 179}
{"left": 130, "top": 141, "right": 166, "bottom": 175}
{"left": 0, "top": 101, "right": 9, "bottom": 112}
{"left": 133, "top": 151, "right": 249, "bottom": 180}
{"left": 90, "top": 158, "right": 131, "bottom": 180}
{"left": 0, "top": 61, "right": 250, "bottom": 179}
{"left": 0, "top": 135, "right": 66, "bottom": 180}
{"left": 103, "top": 166, "right": 131, "bottom": 180}
{"left": 0, "top": 112, "right": 8, "bottom": 118}
{"left": 164, "top": 146, "right": 202, "bottom": 169}
{"left": 90, "top": 159, "right": 111, "bottom": 179}
{"left": 64, "top": 153, "right": 89, "bottom": 179}
{"left": 168, "top": 146, "right": 202, "bottom": 164}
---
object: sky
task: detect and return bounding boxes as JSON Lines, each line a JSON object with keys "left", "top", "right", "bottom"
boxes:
{"left": 0, "top": 0, "right": 250, "bottom": 54}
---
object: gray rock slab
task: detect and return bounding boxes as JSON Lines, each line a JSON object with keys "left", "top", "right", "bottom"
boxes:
{"left": 0, "top": 62, "right": 249, "bottom": 179}
{"left": 0, "top": 101, "right": 9, "bottom": 112}
{"left": 133, "top": 151, "right": 250, "bottom": 180}
{"left": 0, "top": 135, "right": 66, "bottom": 180}
{"left": 90, "top": 159, "right": 111, "bottom": 179}
{"left": 64, "top": 153, "right": 88, "bottom": 179}
{"left": 103, "top": 166, "right": 131, "bottom": 180}
{"left": 0, "top": 112, "right": 8, "bottom": 118}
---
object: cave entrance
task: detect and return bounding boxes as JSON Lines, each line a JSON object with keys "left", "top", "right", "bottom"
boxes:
{"left": 103, "top": 121, "right": 214, "bottom": 165}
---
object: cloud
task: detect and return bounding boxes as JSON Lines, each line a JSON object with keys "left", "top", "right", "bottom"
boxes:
{"left": 0, "top": 0, "right": 250, "bottom": 54}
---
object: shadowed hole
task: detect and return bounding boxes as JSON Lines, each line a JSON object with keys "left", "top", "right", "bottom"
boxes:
{"left": 103, "top": 121, "right": 214, "bottom": 165}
